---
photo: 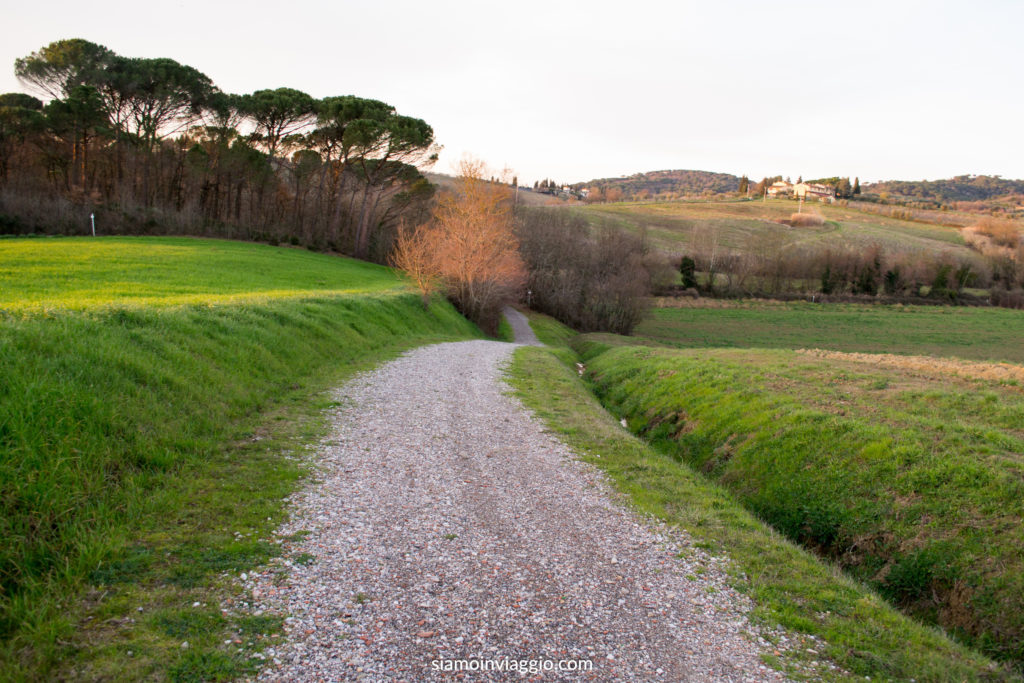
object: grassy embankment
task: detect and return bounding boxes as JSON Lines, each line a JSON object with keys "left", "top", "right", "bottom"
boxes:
{"left": 0, "top": 237, "right": 480, "bottom": 680}
{"left": 508, "top": 308, "right": 1020, "bottom": 680}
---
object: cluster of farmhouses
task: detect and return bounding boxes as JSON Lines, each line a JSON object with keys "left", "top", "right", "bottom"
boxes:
{"left": 766, "top": 180, "right": 836, "bottom": 202}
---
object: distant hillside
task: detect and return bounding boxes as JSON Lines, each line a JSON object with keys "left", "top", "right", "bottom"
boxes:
{"left": 866, "top": 175, "right": 1024, "bottom": 203}
{"left": 425, "top": 173, "right": 565, "bottom": 207}
{"left": 575, "top": 169, "right": 742, "bottom": 199}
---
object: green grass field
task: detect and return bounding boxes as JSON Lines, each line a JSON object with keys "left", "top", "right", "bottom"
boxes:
{"left": 0, "top": 237, "right": 480, "bottom": 680}
{"left": 573, "top": 198, "right": 976, "bottom": 257}
{"left": 638, "top": 300, "right": 1024, "bottom": 363}
{"left": 0, "top": 236, "right": 405, "bottom": 311}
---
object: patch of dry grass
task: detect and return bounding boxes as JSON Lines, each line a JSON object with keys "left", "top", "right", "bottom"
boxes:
{"left": 796, "top": 348, "right": 1024, "bottom": 386}
{"left": 789, "top": 212, "right": 825, "bottom": 227}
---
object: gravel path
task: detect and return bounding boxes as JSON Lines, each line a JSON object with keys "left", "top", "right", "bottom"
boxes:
{"left": 242, "top": 340, "right": 792, "bottom": 681}
{"left": 502, "top": 307, "right": 541, "bottom": 345}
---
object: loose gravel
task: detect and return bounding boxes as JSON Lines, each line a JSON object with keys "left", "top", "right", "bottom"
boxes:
{"left": 240, "top": 340, "right": 796, "bottom": 681}
{"left": 502, "top": 307, "right": 541, "bottom": 346}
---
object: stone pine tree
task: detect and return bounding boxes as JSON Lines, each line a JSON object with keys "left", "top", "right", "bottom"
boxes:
{"left": 14, "top": 38, "right": 113, "bottom": 100}
{"left": 236, "top": 87, "right": 316, "bottom": 160}
{"left": 42, "top": 84, "right": 107, "bottom": 189}
{"left": 0, "top": 93, "right": 44, "bottom": 184}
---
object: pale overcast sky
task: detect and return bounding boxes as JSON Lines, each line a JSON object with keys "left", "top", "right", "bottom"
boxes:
{"left": 2, "top": 0, "right": 1021, "bottom": 185}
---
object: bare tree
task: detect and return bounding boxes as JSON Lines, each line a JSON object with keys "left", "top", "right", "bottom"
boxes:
{"left": 390, "top": 221, "right": 442, "bottom": 308}
{"left": 390, "top": 158, "right": 525, "bottom": 333}
{"left": 690, "top": 221, "right": 724, "bottom": 292}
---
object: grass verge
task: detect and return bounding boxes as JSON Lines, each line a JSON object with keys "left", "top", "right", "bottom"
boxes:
{"left": 0, "top": 237, "right": 482, "bottom": 679}
{"left": 505, "top": 340, "right": 1012, "bottom": 681}
{"left": 2, "top": 292, "right": 479, "bottom": 680}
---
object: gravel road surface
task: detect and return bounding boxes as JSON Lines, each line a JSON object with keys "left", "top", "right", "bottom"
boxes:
{"left": 243, "top": 339, "right": 791, "bottom": 681}
{"left": 502, "top": 307, "right": 541, "bottom": 346}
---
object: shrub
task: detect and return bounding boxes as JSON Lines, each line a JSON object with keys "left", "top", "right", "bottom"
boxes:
{"left": 883, "top": 267, "right": 904, "bottom": 295}
{"left": 882, "top": 546, "right": 954, "bottom": 607}
{"left": 678, "top": 256, "right": 698, "bottom": 289}
{"left": 930, "top": 264, "right": 955, "bottom": 299}
{"left": 820, "top": 263, "right": 837, "bottom": 294}
{"left": 991, "top": 288, "right": 1024, "bottom": 309}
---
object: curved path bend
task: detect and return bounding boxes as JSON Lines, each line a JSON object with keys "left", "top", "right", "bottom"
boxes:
{"left": 245, "top": 326, "right": 790, "bottom": 681}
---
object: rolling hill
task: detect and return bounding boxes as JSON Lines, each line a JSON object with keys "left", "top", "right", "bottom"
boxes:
{"left": 865, "top": 175, "right": 1024, "bottom": 204}
{"left": 574, "top": 169, "right": 742, "bottom": 198}
{"left": 572, "top": 196, "right": 975, "bottom": 258}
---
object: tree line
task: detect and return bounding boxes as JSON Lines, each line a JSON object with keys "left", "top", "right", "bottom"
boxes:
{"left": 867, "top": 175, "right": 1024, "bottom": 204}
{"left": 676, "top": 221, "right": 1024, "bottom": 308}
{"left": 0, "top": 40, "right": 662, "bottom": 335}
{"left": 0, "top": 39, "right": 438, "bottom": 262}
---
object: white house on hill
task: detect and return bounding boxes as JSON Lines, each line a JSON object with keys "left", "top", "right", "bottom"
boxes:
{"left": 766, "top": 181, "right": 793, "bottom": 197}
{"left": 794, "top": 182, "right": 836, "bottom": 203}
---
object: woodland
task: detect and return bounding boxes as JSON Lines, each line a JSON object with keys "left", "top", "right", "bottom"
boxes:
{"left": 0, "top": 39, "right": 438, "bottom": 263}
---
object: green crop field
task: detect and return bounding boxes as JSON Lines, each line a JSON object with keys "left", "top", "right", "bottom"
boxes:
{"left": 637, "top": 299, "right": 1024, "bottom": 364}
{"left": 0, "top": 237, "right": 480, "bottom": 680}
{"left": 573, "top": 198, "right": 976, "bottom": 257}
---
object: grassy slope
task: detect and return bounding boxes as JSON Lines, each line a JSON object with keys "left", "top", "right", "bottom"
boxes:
{"left": 580, "top": 342, "right": 1024, "bottom": 669}
{"left": 0, "top": 237, "right": 480, "bottom": 680}
{"left": 507, "top": 336, "right": 1007, "bottom": 681}
{"left": 639, "top": 301, "right": 1024, "bottom": 364}
{"left": 574, "top": 198, "right": 974, "bottom": 256}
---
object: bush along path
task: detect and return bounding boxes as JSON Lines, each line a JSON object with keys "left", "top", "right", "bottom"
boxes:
{"left": 235, "top": 338, "right": 806, "bottom": 681}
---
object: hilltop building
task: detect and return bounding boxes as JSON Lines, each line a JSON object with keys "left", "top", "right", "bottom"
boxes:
{"left": 794, "top": 182, "right": 836, "bottom": 203}
{"left": 766, "top": 181, "right": 793, "bottom": 197}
